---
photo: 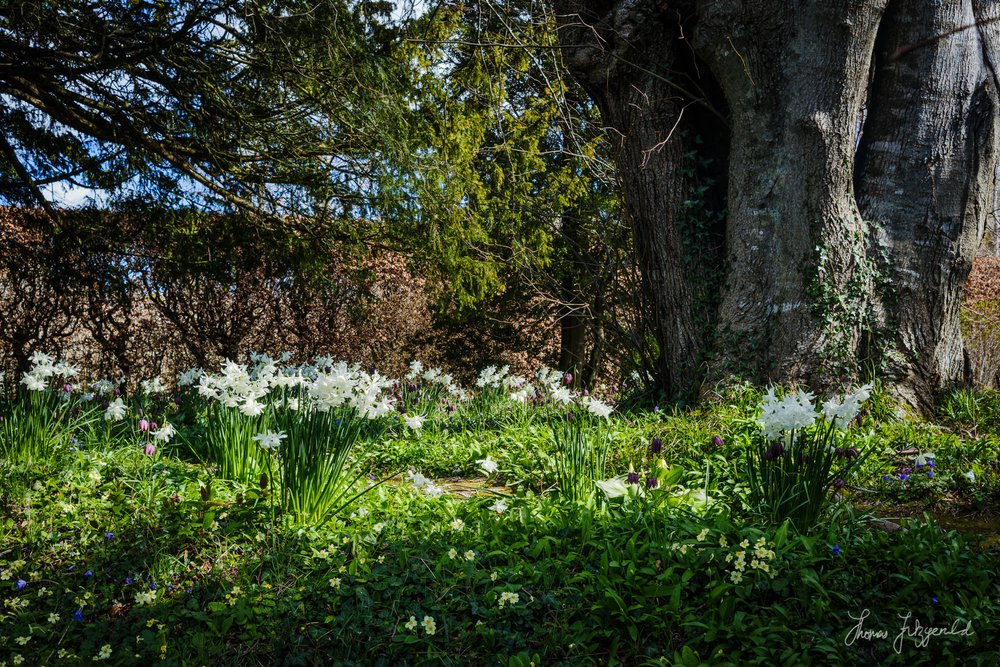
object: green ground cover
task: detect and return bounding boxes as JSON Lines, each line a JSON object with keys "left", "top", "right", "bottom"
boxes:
{"left": 1, "top": 356, "right": 998, "bottom": 665}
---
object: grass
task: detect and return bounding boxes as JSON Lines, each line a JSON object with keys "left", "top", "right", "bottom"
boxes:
{"left": 1, "top": 376, "right": 999, "bottom": 665}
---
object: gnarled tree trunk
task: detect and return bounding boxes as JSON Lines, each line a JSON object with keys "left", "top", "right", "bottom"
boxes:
{"left": 553, "top": 0, "right": 1000, "bottom": 410}
{"left": 856, "top": 0, "right": 1000, "bottom": 412}
{"left": 553, "top": 0, "right": 727, "bottom": 399}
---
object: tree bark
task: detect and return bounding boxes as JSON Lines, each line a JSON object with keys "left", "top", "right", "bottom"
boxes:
{"left": 553, "top": 0, "right": 1000, "bottom": 410}
{"left": 692, "top": 0, "right": 887, "bottom": 387}
{"left": 553, "top": 0, "right": 727, "bottom": 399}
{"left": 856, "top": 0, "right": 1000, "bottom": 411}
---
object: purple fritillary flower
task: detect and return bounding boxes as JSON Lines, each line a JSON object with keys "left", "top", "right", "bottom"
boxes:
{"left": 645, "top": 477, "right": 659, "bottom": 489}
{"left": 651, "top": 438, "right": 663, "bottom": 454}
{"left": 627, "top": 472, "right": 640, "bottom": 484}
{"left": 834, "top": 478, "right": 845, "bottom": 489}
{"left": 563, "top": 373, "right": 573, "bottom": 386}
{"left": 138, "top": 419, "right": 150, "bottom": 431}
{"left": 712, "top": 435, "right": 724, "bottom": 447}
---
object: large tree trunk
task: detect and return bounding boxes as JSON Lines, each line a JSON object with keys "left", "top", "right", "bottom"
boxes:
{"left": 553, "top": 0, "right": 727, "bottom": 399}
{"left": 856, "top": 0, "right": 1000, "bottom": 411}
{"left": 692, "top": 0, "right": 887, "bottom": 386}
{"left": 553, "top": 0, "right": 1000, "bottom": 410}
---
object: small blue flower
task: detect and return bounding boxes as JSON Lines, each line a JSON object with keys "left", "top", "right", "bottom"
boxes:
{"left": 105, "top": 532, "right": 114, "bottom": 540}
{"left": 125, "top": 577, "right": 133, "bottom": 585}
{"left": 16, "top": 579, "right": 27, "bottom": 590}
{"left": 899, "top": 473, "right": 909, "bottom": 482}
{"left": 149, "top": 581, "right": 156, "bottom": 590}
{"left": 927, "top": 461, "right": 935, "bottom": 469}
{"left": 832, "top": 544, "right": 840, "bottom": 556}
{"left": 72, "top": 609, "right": 84, "bottom": 622}
{"left": 84, "top": 570, "right": 93, "bottom": 579}
{"left": 928, "top": 471, "right": 934, "bottom": 478}
{"left": 932, "top": 597, "right": 939, "bottom": 604}
{"left": 882, "top": 475, "right": 891, "bottom": 482}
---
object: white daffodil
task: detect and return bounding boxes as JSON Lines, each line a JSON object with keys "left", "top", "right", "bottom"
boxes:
{"left": 104, "top": 398, "right": 127, "bottom": 421}
{"left": 20, "top": 372, "right": 47, "bottom": 391}
{"left": 477, "top": 455, "right": 499, "bottom": 475}
{"left": 964, "top": 470, "right": 976, "bottom": 483}
{"left": 585, "top": 396, "right": 614, "bottom": 418}
{"left": 404, "top": 414, "right": 425, "bottom": 430}
{"left": 253, "top": 430, "right": 287, "bottom": 451}
{"left": 153, "top": 422, "right": 176, "bottom": 443}
{"left": 758, "top": 387, "right": 818, "bottom": 441}
{"left": 490, "top": 498, "right": 508, "bottom": 514}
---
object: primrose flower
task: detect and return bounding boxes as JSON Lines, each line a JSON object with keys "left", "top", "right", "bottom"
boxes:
{"left": 404, "top": 615, "right": 418, "bottom": 631}
{"left": 498, "top": 591, "right": 520, "bottom": 607}
{"left": 448, "top": 548, "right": 458, "bottom": 560}
{"left": 135, "top": 590, "right": 156, "bottom": 605}
{"left": 422, "top": 615, "right": 436, "bottom": 635}
{"left": 730, "top": 570, "right": 744, "bottom": 584}
{"left": 450, "top": 518, "right": 465, "bottom": 531}
{"left": 97, "top": 644, "right": 112, "bottom": 660}
{"left": 477, "top": 455, "right": 499, "bottom": 475}
{"left": 253, "top": 431, "right": 287, "bottom": 451}
{"left": 464, "top": 550, "right": 475, "bottom": 561}
{"left": 48, "top": 613, "right": 59, "bottom": 623}
{"left": 697, "top": 528, "right": 710, "bottom": 541}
